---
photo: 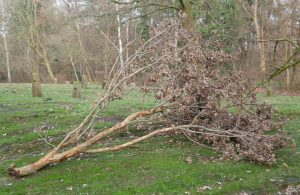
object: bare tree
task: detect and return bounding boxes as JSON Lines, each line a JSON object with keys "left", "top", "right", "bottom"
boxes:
{"left": 115, "top": 0, "right": 125, "bottom": 80}
{"left": 0, "top": 0, "right": 11, "bottom": 83}
{"left": 10, "top": 0, "right": 56, "bottom": 83}
{"left": 253, "top": 0, "right": 266, "bottom": 74}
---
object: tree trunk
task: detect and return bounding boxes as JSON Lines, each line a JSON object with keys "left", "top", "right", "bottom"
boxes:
{"left": 285, "top": 41, "right": 290, "bottom": 89}
{"left": 32, "top": 72, "right": 42, "bottom": 97}
{"left": 9, "top": 107, "right": 164, "bottom": 177}
{"left": 115, "top": 1, "right": 125, "bottom": 80}
{"left": 254, "top": 0, "right": 266, "bottom": 74}
{"left": 75, "top": 23, "right": 95, "bottom": 82}
{"left": 43, "top": 52, "right": 56, "bottom": 83}
{"left": 254, "top": 0, "right": 271, "bottom": 95}
{"left": 34, "top": 45, "right": 56, "bottom": 83}
{"left": 0, "top": 0, "right": 11, "bottom": 83}
{"left": 31, "top": 47, "right": 42, "bottom": 97}
{"left": 70, "top": 54, "right": 79, "bottom": 81}
{"left": 290, "top": 43, "right": 296, "bottom": 89}
{"left": 179, "top": 0, "right": 195, "bottom": 32}
{"left": 81, "top": 75, "right": 88, "bottom": 89}
{"left": 72, "top": 81, "right": 81, "bottom": 98}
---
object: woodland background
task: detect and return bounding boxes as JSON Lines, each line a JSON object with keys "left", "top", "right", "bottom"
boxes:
{"left": 0, "top": 0, "right": 299, "bottom": 90}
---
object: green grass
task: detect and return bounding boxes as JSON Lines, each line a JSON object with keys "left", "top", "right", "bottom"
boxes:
{"left": 0, "top": 84, "right": 299, "bottom": 194}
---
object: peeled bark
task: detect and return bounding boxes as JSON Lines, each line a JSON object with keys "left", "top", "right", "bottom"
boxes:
{"left": 86, "top": 127, "right": 176, "bottom": 153}
{"left": 8, "top": 106, "right": 163, "bottom": 177}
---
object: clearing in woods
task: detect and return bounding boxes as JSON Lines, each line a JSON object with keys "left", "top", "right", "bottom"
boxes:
{"left": 0, "top": 83, "right": 299, "bottom": 194}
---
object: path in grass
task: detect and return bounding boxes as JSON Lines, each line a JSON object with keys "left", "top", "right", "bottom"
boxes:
{"left": 0, "top": 84, "right": 299, "bottom": 194}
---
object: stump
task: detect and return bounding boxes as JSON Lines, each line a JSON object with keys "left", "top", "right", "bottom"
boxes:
{"left": 32, "top": 73, "right": 42, "bottom": 97}
{"left": 82, "top": 75, "right": 88, "bottom": 89}
{"left": 95, "top": 71, "right": 107, "bottom": 88}
{"left": 54, "top": 78, "right": 58, "bottom": 84}
{"left": 72, "top": 81, "right": 81, "bottom": 98}
{"left": 102, "top": 75, "right": 107, "bottom": 89}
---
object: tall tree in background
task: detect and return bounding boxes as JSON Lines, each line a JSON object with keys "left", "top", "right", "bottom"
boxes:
{"left": 0, "top": 0, "right": 11, "bottom": 83}
{"left": 9, "top": 0, "right": 45, "bottom": 96}
{"left": 115, "top": 0, "right": 125, "bottom": 80}
{"left": 253, "top": 0, "right": 266, "bottom": 74}
{"left": 0, "top": 0, "right": 298, "bottom": 88}
{"left": 10, "top": 0, "right": 56, "bottom": 83}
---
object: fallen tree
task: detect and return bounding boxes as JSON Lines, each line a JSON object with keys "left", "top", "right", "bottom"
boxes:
{"left": 9, "top": 19, "right": 290, "bottom": 177}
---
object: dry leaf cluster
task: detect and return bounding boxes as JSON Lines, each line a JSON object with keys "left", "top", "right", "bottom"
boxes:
{"left": 137, "top": 19, "right": 289, "bottom": 164}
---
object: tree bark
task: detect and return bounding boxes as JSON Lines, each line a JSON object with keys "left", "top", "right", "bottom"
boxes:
{"left": 32, "top": 72, "right": 42, "bottom": 97}
{"left": 0, "top": 0, "right": 11, "bottom": 83}
{"left": 9, "top": 106, "right": 164, "bottom": 177}
{"left": 115, "top": 1, "right": 125, "bottom": 80}
{"left": 75, "top": 19, "right": 94, "bottom": 82}
{"left": 254, "top": 0, "right": 266, "bottom": 74}
{"left": 86, "top": 127, "right": 175, "bottom": 153}
{"left": 72, "top": 81, "right": 81, "bottom": 98}
{"left": 285, "top": 41, "right": 290, "bottom": 89}
{"left": 42, "top": 50, "right": 56, "bottom": 83}
{"left": 70, "top": 54, "right": 79, "bottom": 81}
{"left": 179, "top": 0, "right": 194, "bottom": 31}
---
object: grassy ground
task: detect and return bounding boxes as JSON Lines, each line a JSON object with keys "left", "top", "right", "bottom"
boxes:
{"left": 0, "top": 83, "right": 299, "bottom": 194}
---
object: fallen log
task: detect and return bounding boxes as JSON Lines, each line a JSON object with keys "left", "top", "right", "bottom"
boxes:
{"left": 9, "top": 106, "right": 164, "bottom": 177}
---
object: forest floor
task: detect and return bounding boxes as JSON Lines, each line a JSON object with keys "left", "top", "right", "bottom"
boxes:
{"left": 0, "top": 83, "right": 299, "bottom": 194}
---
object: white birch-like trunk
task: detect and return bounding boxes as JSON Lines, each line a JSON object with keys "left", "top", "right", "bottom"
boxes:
{"left": 0, "top": 0, "right": 11, "bottom": 83}
{"left": 253, "top": 0, "right": 266, "bottom": 74}
{"left": 126, "top": 20, "right": 129, "bottom": 61}
{"left": 115, "top": 1, "right": 125, "bottom": 79}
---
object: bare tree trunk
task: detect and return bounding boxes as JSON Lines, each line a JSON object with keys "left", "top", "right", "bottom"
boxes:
{"left": 0, "top": 0, "right": 11, "bottom": 83}
{"left": 31, "top": 54, "right": 42, "bottom": 97}
{"left": 254, "top": 0, "right": 271, "bottom": 95}
{"left": 70, "top": 54, "right": 79, "bottom": 81}
{"left": 126, "top": 19, "right": 129, "bottom": 61}
{"left": 254, "top": 0, "right": 266, "bottom": 74}
{"left": 290, "top": 43, "right": 296, "bottom": 89}
{"left": 285, "top": 41, "right": 290, "bottom": 89}
{"left": 86, "top": 127, "right": 175, "bottom": 153}
{"left": 42, "top": 51, "right": 56, "bottom": 82}
{"left": 173, "top": 0, "right": 179, "bottom": 68}
{"left": 32, "top": 2, "right": 56, "bottom": 83}
{"left": 179, "top": 0, "right": 194, "bottom": 31}
{"left": 33, "top": 46, "right": 56, "bottom": 83}
{"left": 32, "top": 72, "right": 42, "bottom": 97}
{"left": 115, "top": 1, "right": 125, "bottom": 80}
{"left": 72, "top": 81, "right": 81, "bottom": 98}
{"left": 290, "top": 3, "right": 297, "bottom": 89}
{"left": 9, "top": 106, "right": 164, "bottom": 177}
{"left": 75, "top": 23, "right": 95, "bottom": 82}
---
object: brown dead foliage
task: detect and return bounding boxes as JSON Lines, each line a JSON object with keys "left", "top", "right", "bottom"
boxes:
{"left": 138, "top": 19, "right": 289, "bottom": 165}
